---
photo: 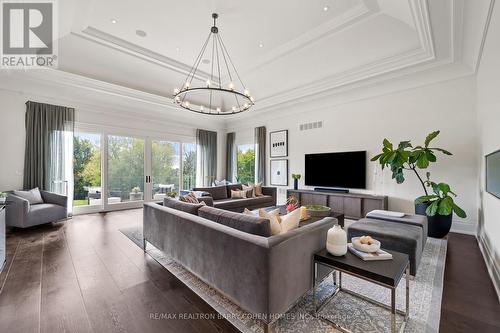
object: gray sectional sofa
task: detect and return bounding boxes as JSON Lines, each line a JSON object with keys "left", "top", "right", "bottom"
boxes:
{"left": 143, "top": 199, "right": 336, "bottom": 331}
{"left": 192, "top": 184, "right": 276, "bottom": 212}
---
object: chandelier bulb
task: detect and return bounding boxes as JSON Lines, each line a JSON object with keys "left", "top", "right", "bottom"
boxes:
{"left": 174, "top": 88, "right": 180, "bottom": 94}
{"left": 216, "top": 107, "right": 221, "bottom": 112}
{"left": 232, "top": 106, "right": 236, "bottom": 112}
{"left": 229, "top": 82, "right": 234, "bottom": 90}
{"left": 184, "top": 101, "right": 190, "bottom": 107}
{"left": 206, "top": 79, "right": 211, "bottom": 87}
{"left": 244, "top": 89, "right": 250, "bottom": 96}
{"left": 250, "top": 96, "right": 254, "bottom": 102}
{"left": 200, "top": 105, "right": 204, "bottom": 111}
{"left": 185, "top": 82, "right": 190, "bottom": 88}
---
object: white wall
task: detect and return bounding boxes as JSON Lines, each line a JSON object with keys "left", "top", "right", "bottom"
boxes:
{"left": 228, "top": 77, "right": 479, "bottom": 234}
{"left": 0, "top": 87, "right": 227, "bottom": 192}
{"left": 476, "top": 1, "right": 500, "bottom": 299}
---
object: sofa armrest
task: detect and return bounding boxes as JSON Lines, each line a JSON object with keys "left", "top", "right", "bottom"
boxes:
{"left": 198, "top": 196, "right": 214, "bottom": 206}
{"left": 267, "top": 217, "right": 335, "bottom": 315}
{"left": 262, "top": 186, "right": 277, "bottom": 205}
{"left": 5, "top": 194, "right": 30, "bottom": 227}
{"left": 41, "top": 190, "right": 68, "bottom": 207}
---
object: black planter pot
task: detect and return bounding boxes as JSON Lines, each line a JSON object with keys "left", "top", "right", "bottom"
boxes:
{"left": 415, "top": 202, "right": 452, "bottom": 238}
{"left": 293, "top": 179, "right": 299, "bottom": 190}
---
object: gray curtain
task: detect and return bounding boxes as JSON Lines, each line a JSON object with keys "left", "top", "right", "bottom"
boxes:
{"left": 226, "top": 132, "right": 236, "bottom": 183}
{"left": 23, "top": 101, "right": 75, "bottom": 193}
{"left": 196, "top": 129, "right": 217, "bottom": 187}
{"left": 254, "top": 126, "right": 266, "bottom": 184}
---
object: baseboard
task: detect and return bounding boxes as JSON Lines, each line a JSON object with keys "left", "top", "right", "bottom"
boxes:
{"left": 477, "top": 230, "right": 500, "bottom": 303}
{"left": 450, "top": 219, "right": 477, "bottom": 235}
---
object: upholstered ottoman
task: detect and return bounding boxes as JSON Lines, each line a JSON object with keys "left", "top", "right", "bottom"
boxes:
{"left": 348, "top": 215, "right": 427, "bottom": 275}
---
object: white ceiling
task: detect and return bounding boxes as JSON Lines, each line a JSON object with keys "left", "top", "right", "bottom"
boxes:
{"left": 1, "top": 0, "right": 495, "bottom": 122}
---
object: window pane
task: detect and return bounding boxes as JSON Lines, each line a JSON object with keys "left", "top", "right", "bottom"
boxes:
{"left": 182, "top": 143, "right": 197, "bottom": 190}
{"left": 73, "top": 132, "right": 101, "bottom": 207}
{"left": 152, "top": 140, "right": 180, "bottom": 200}
{"left": 236, "top": 144, "right": 255, "bottom": 184}
{"left": 107, "top": 135, "right": 144, "bottom": 203}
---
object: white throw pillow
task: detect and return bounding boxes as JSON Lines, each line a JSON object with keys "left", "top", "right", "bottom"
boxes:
{"left": 250, "top": 182, "right": 264, "bottom": 196}
{"left": 259, "top": 208, "right": 282, "bottom": 236}
{"left": 14, "top": 187, "right": 44, "bottom": 205}
{"left": 280, "top": 208, "right": 301, "bottom": 234}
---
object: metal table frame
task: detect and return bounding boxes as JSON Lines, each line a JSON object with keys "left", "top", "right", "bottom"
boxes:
{"left": 312, "top": 259, "right": 410, "bottom": 333}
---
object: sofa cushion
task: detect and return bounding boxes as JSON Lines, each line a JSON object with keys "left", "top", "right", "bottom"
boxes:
{"left": 193, "top": 186, "right": 228, "bottom": 200}
{"left": 179, "top": 192, "right": 199, "bottom": 203}
{"left": 163, "top": 197, "right": 205, "bottom": 215}
{"left": 27, "top": 203, "right": 66, "bottom": 226}
{"left": 213, "top": 195, "right": 274, "bottom": 211}
{"left": 226, "top": 183, "right": 243, "bottom": 198}
{"left": 198, "top": 206, "right": 271, "bottom": 237}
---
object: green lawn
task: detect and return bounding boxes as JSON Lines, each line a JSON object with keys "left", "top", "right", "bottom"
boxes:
{"left": 73, "top": 199, "right": 88, "bottom": 207}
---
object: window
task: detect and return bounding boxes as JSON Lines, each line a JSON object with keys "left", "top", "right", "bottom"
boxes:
{"left": 236, "top": 144, "right": 255, "bottom": 184}
{"left": 73, "top": 132, "right": 101, "bottom": 207}
{"left": 151, "top": 140, "right": 180, "bottom": 200}
{"left": 182, "top": 142, "right": 197, "bottom": 190}
{"left": 107, "top": 135, "right": 145, "bottom": 203}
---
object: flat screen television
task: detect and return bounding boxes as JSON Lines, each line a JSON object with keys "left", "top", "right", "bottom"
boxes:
{"left": 305, "top": 151, "right": 366, "bottom": 189}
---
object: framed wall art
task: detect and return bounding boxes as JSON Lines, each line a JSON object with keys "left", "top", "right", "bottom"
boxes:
{"left": 270, "top": 159, "right": 288, "bottom": 186}
{"left": 270, "top": 130, "right": 288, "bottom": 158}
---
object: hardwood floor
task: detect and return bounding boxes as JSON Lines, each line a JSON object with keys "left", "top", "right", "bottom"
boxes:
{"left": 0, "top": 209, "right": 499, "bottom": 333}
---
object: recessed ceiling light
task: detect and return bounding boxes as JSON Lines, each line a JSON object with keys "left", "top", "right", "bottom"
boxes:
{"left": 323, "top": 5, "right": 330, "bottom": 12}
{"left": 136, "top": 29, "right": 147, "bottom": 37}
{"left": 258, "top": 43, "right": 264, "bottom": 48}
{"left": 111, "top": 18, "right": 117, "bottom": 24}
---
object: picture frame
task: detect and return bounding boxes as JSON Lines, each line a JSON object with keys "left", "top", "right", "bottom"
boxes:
{"left": 486, "top": 149, "right": 500, "bottom": 199}
{"left": 270, "top": 159, "right": 288, "bottom": 186}
{"left": 269, "top": 130, "right": 288, "bottom": 158}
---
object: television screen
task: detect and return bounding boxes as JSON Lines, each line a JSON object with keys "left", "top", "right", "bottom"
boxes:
{"left": 486, "top": 149, "right": 500, "bottom": 199}
{"left": 305, "top": 151, "right": 366, "bottom": 189}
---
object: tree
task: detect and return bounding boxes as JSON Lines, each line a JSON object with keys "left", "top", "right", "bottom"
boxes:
{"left": 182, "top": 149, "right": 196, "bottom": 190}
{"left": 237, "top": 148, "right": 255, "bottom": 184}
{"left": 73, "top": 137, "right": 94, "bottom": 199}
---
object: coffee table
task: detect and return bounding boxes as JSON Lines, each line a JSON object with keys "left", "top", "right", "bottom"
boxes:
{"left": 313, "top": 248, "right": 410, "bottom": 333}
{"left": 261, "top": 205, "right": 345, "bottom": 228}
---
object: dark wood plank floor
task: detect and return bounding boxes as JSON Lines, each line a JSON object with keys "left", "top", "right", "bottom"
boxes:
{"left": 1, "top": 209, "right": 499, "bottom": 333}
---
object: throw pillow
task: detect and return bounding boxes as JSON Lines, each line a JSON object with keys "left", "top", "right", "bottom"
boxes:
{"left": 243, "top": 208, "right": 258, "bottom": 216}
{"left": 280, "top": 208, "right": 301, "bottom": 233}
{"left": 14, "top": 187, "right": 44, "bottom": 205}
{"left": 250, "top": 182, "right": 264, "bottom": 196}
{"left": 259, "top": 208, "right": 282, "bottom": 236}
{"left": 242, "top": 184, "right": 255, "bottom": 198}
{"left": 231, "top": 190, "right": 247, "bottom": 199}
{"left": 214, "top": 179, "right": 231, "bottom": 186}
{"left": 179, "top": 192, "right": 199, "bottom": 204}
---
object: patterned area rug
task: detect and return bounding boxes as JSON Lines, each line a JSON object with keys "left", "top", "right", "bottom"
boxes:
{"left": 120, "top": 227, "right": 446, "bottom": 333}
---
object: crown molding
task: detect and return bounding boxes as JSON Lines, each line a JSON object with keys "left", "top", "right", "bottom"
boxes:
{"left": 72, "top": 27, "right": 215, "bottom": 82}
{"left": 473, "top": 0, "right": 496, "bottom": 73}
{"left": 0, "top": 69, "right": 226, "bottom": 130}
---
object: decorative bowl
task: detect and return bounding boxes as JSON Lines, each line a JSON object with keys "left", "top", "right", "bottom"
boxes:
{"left": 352, "top": 237, "right": 381, "bottom": 253}
{"left": 305, "top": 205, "right": 331, "bottom": 217}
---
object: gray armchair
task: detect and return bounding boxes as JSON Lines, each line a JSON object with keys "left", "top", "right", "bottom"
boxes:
{"left": 6, "top": 190, "right": 68, "bottom": 228}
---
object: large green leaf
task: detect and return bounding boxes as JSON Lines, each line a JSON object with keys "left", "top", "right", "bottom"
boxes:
{"left": 398, "top": 141, "right": 412, "bottom": 150}
{"left": 426, "top": 201, "right": 439, "bottom": 216}
{"left": 425, "top": 131, "right": 440, "bottom": 147}
{"left": 437, "top": 197, "right": 453, "bottom": 215}
{"left": 431, "top": 148, "right": 453, "bottom": 155}
{"left": 426, "top": 150, "right": 437, "bottom": 162}
{"left": 453, "top": 203, "right": 467, "bottom": 218}
{"left": 371, "top": 153, "right": 383, "bottom": 162}
{"left": 437, "top": 183, "right": 451, "bottom": 196}
{"left": 415, "top": 195, "right": 438, "bottom": 204}
{"left": 416, "top": 154, "right": 429, "bottom": 168}
{"left": 383, "top": 138, "right": 393, "bottom": 150}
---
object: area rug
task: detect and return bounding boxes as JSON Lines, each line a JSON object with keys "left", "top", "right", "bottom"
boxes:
{"left": 120, "top": 226, "right": 446, "bottom": 333}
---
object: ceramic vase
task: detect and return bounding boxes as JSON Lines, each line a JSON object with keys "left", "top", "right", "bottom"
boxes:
{"left": 326, "top": 225, "right": 347, "bottom": 256}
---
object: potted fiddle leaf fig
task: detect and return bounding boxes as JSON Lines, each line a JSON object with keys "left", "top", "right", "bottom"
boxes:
{"left": 371, "top": 131, "right": 467, "bottom": 238}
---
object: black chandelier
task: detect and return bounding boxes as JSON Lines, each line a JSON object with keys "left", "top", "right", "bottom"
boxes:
{"left": 173, "top": 13, "right": 254, "bottom": 115}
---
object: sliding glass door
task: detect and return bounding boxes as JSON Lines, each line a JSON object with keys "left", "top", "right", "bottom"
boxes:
{"left": 72, "top": 128, "right": 197, "bottom": 214}
{"left": 107, "top": 135, "right": 145, "bottom": 206}
{"left": 151, "top": 140, "right": 180, "bottom": 201}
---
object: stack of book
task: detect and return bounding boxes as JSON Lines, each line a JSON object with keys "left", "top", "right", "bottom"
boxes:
{"left": 347, "top": 243, "right": 393, "bottom": 261}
